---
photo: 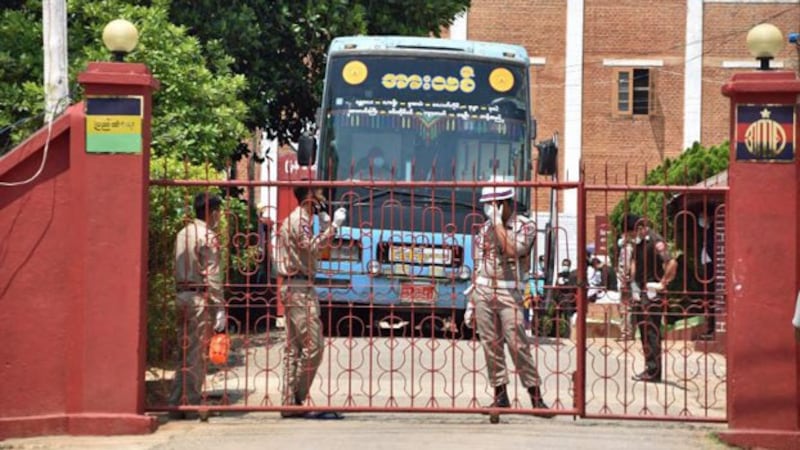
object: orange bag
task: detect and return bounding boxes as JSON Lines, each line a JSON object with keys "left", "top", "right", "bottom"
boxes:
{"left": 208, "top": 333, "right": 231, "bottom": 365}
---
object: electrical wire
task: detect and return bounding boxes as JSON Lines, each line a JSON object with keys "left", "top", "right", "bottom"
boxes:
{"left": 0, "top": 96, "right": 71, "bottom": 188}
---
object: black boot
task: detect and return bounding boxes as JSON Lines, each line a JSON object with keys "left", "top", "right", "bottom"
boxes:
{"left": 482, "top": 384, "right": 511, "bottom": 412}
{"left": 492, "top": 384, "right": 511, "bottom": 408}
{"left": 528, "top": 385, "right": 555, "bottom": 418}
{"left": 281, "top": 393, "right": 304, "bottom": 418}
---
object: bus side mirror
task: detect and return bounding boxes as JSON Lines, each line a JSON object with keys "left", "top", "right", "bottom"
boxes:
{"left": 298, "top": 134, "right": 316, "bottom": 166}
{"left": 535, "top": 139, "right": 557, "bottom": 176}
{"left": 530, "top": 117, "right": 537, "bottom": 141}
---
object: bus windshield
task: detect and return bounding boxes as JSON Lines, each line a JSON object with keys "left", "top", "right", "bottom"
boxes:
{"left": 318, "top": 55, "right": 531, "bottom": 208}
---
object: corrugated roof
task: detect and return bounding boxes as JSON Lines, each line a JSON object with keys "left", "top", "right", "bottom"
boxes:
{"left": 692, "top": 169, "right": 728, "bottom": 188}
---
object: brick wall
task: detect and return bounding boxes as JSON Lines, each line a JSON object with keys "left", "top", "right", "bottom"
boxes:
{"left": 580, "top": 0, "right": 687, "bottom": 233}
{"left": 702, "top": 3, "right": 800, "bottom": 146}
{"left": 465, "top": 0, "right": 800, "bottom": 243}
{"left": 468, "top": 0, "right": 567, "bottom": 214}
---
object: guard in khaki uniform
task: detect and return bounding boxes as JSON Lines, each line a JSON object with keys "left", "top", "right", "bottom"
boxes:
{"left": 274, "top": 184, "right": 346, "bottom": 418}
{"left": 468, "top": 176, "right": 553, "bottom": 419}
{"left": 169, "top": 193, "right": 227, "bottom": 419}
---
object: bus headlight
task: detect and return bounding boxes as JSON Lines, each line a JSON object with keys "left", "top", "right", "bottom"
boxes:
{"left": 457, "top": 265, "right": 472, "bottom": 281}
{"left": 319, "top": 238, "right": 362, "bottom": 262}
{"left": 367, "top": 260, "right": 382, "bottom": 276}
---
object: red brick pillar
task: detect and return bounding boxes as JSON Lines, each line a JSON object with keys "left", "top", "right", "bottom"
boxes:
{"left": 68, "top": 62, "right": 160, "bottom": 434}
{"left": 719, "top": 70, "right": 800, "bottom": 449}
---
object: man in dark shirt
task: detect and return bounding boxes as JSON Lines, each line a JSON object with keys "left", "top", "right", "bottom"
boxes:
{"left": 624, "top": 214, "right": 678, "bottom": 382}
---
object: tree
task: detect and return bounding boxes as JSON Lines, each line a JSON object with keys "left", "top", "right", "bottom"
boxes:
{"left": 0, "top": 2, "right": 45, "bottom": 153}
{"left": 160, "top": 0, "right": 471, "bottom": 143}
{"left": 1, "top": 0, "right": 253, "bottom": 365}
{"left": 70, "top": 0, "right": 248, "bottom": 167}
{"left": 1, "top": 0, "right": 248, "bottom": 166}
{"left": 4, "top": 0, "right": 471, "bottom": 151}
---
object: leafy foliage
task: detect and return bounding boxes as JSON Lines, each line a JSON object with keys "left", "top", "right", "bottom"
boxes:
{"left": 1, "top": 0, "right": 248, "bottom": 166}
{"left": 609, "top": 141, "right": 729, "bottom": 236}
{"left": 162, "top": 0, "right": 471, "bottom": 143}
{"left": 0, "top": 3, "right": 45, "bottom": 151}
{"left": 3, "top": 0, "right": 471, "bottom": 151}
{"left": 68, "top": 0, "right": 248, "bottom": 167}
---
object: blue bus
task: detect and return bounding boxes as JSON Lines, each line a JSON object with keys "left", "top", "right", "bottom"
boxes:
{"left": 298, "top": 36, "right": 535, "bottom": 336}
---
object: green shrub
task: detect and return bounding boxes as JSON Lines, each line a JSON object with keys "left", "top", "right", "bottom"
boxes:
{"left": 608, "top": 141, "right": 729, "bottom": 237}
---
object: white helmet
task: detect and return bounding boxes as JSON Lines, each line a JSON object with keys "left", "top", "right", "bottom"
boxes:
{"left": 479, "top": 175, "right": 515, "bottom": 203}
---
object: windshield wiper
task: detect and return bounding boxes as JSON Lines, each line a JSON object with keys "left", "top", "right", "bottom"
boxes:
{"left": 347, "top": 187, "right": 401, "bottom": 203}
{"left": 348, "top": 189, "right": 476, "bottom": 210}
{"left": 423, "top": 191, "right": 479, "bottom": 210}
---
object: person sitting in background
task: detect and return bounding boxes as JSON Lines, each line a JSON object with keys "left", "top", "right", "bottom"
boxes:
{"left": 557, "top": 258, "right": 572, "bottom": 286}
{"left": 535, "top": 255, "right": 546, "bottom": 296}
{"left": 587, "top": 257, "right": 604, "bottom": 302}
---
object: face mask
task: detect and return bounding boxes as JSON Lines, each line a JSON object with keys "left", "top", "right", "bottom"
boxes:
{"left": 483, "top": 204, "right": 493, "bottom": 218}
{"left": 634, "top": 236, "right": 643, "bottom": 245}
{"left": 561, "top": 265, "right": 570, "bottom": 271}
{"left": 698, "top": 217, "right": 706, "bottom": 228}
{"left": 373, "top": 157, "right": 385, "bottom": 168}
{"left": 617, "top": 238, "right": 625, "bottom": 247}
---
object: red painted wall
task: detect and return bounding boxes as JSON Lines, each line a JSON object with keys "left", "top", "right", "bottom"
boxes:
{"left": 0, "top": 112, "right": 74, "bottom": 424}
{"left": 0, "top": 63, "right": 159, "bottom": 438}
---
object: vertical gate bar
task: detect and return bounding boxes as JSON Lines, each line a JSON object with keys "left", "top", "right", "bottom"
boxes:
{"left": 368, "top": 298, "right": 374, "bottom": 407}
{"left": 576, "top": 173, "right": 587, "bottom": 417}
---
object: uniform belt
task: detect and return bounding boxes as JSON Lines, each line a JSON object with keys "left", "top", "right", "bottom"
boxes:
{"left": 177, "top": 285, "right": 206, "bottom": 293}
{"left": 475, "top": 276, "right": 518, "bottom": 289}
{"left": 282, "top": 274, "right": 313, "bottom": 281}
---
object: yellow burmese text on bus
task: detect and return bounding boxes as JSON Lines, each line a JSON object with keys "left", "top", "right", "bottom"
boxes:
{"left": 381, "top": 66, "right": 475, "bottom": 93}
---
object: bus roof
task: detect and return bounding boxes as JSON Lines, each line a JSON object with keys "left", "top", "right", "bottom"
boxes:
{"left": 328, "top": 36, "right": 529, "bottom": 65}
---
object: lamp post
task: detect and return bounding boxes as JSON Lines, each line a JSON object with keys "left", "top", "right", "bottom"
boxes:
{"left": 102, "top": 19, "right": 139, "bottom": 62}
{"left": 746, "top": 23, "right": 785, "bottom": 71}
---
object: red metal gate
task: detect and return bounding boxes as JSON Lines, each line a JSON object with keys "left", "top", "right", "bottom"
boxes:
{"left": 146, "top": 166, "right": 727, "bottom": 422}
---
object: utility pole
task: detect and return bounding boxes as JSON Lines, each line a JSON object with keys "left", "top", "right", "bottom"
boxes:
{"left": 43, "top": 0, "right": 68, "bottom": 120}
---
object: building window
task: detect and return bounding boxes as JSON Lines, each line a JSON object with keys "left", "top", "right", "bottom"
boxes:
{"left": 613, "top": 68, "right": 654, "bottom": 116}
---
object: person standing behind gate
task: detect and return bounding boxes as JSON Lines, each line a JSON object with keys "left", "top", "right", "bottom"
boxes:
{"left": 624, "top": 213, "right": 677, "bottom": 383}
{"left": 274, "top": 184, "right": 346, "bottom": 418}
{"left": 471, "top": 176, "right": 553, "bottom": 417}
{"left": 169, "top": 193, "right": 227, "bottom": 419}
{"left": 616, "top": 235, "right": 635, "bottom": 340}
{"left": 697, "top": 206, "right": 717, "bottom": 340}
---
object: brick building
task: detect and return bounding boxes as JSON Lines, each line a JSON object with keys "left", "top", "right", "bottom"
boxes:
{"left": 450, "top": 0, "right": 800, "bottom": 256}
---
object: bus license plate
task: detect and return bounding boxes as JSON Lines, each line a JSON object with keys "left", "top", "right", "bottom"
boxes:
{"left": 400, "top": 283, "right": 435, "bottom": 303}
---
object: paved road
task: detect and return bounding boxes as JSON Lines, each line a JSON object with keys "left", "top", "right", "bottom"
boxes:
{"left": 2, "top": 413, "right": 729, "bottom": 450}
